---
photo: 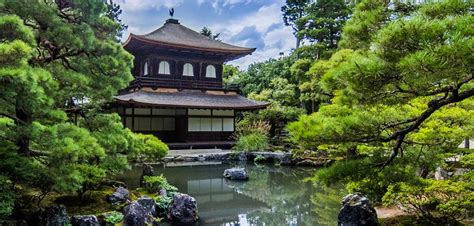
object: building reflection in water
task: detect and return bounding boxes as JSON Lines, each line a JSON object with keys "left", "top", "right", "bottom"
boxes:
{"left": 117, "top": 162, "right": 342, "bottom": 226}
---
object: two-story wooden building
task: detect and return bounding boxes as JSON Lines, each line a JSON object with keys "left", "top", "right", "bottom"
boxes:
{"left": 111, "top": 18, "right": 268, "bottom": 148}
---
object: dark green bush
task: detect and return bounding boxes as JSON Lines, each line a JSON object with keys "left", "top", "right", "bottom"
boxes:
{"left": 383, "top": 179, "right": 474, "bottom": 222}
{"left": 0, "top": 175, "right": 15, "bottom": 219}
{"left": 313, "top": 158, "right": 419, "bottom": 203}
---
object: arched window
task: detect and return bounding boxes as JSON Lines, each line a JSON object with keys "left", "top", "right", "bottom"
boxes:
{"left": 143, "top": 60, "right": 149, "bottom": 76}
{"left": 158, "top": 61, "right": 170, "bottom": 75}
{"left": 182, "top": 63, "right": 194, "bottom": 76}
{"left": 205, "top": 65, "right": 216, "bottom": 78}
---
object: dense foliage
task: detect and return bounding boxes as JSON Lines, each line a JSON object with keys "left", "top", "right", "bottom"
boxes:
{"left": 286, "top": 0, "right": 473, "bottom": 221}
{"left": 232, "top": 0, "right": 472, "bottom": 222}
{"left": 0, "top": 0, "right": 167, "bottom": 218}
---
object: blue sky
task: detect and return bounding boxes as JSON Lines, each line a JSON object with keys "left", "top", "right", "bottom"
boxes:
{"left": 116, "top": 0, "right": 295, "bottom": 69}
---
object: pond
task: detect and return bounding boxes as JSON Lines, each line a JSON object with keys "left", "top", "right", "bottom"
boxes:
{"left": 117, "top": 162, "right": 345, "bottom": 226}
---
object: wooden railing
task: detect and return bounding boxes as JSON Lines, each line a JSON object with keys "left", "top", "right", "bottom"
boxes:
{"left": 128, "top": 76, "right": 240, "bottom": 92}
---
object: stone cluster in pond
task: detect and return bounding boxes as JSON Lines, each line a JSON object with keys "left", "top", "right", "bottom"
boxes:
{"left": 223, "top": 168, "right": 249, "bottom": 180}
{"left": 338, "top": 193, "right": 379, "bottom": 226}
{"left": 164, "top": 151, "right": 335, "bottom": 167}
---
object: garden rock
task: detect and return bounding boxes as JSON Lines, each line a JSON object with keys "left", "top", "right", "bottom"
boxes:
{"left": 106, "top": 186, "right": 130, "bottom": 205}
{"left": 338, "top": 193, "right": 379, "bottom": 226}
{"left": 41, "top": 205, "right": 69, "bottom": 226}
{"left": 238, "top": 152, "right": 247, "bottom": 161}
{"left": 137, "top": 196, "right": 157, "bottom": 217}
{"left": 279, "top": 153, "right": 293, "bottom": 165}
{"left": 168, "top": 193, "right": 198, "bottom": 224}
{"left": 123, "top": 201, "right": 154, "bottom": 226}
{"left": 435, "top": 167, "right": 449, "bottom": 180}
{"left": 223, "top": 168, "right": 249, "bottom": 180}
{"left": 140, "top": 164, "right": 154, "bottom": 187}
{"left": 71, "top": 215, "right": 99, "bottom": 226}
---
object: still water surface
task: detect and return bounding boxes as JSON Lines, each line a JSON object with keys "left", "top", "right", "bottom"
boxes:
{"left": 118, "top": 162, "right": 344, "bottom": 226}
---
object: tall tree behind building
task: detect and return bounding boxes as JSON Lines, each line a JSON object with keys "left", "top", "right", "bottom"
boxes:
{"left": 281, "top": 0, "right": 311, "bottom": 49}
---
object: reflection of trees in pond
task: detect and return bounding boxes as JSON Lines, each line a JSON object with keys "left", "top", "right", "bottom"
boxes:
{"left": 310, "top": 183, "right": 346, "bottom": 225}
{"left": 118, "top": 163, "right": 344, "bottom": 225}
{"left": 228, "top": 164, "right": 338, "bottom": 226}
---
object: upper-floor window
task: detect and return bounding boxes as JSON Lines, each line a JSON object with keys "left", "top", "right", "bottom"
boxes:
{"left": 143, "top": 60, "right": 149, "bottom": 76}
{"left": 158, "top": 61, "right": 171, "bottom": 75}
{"left": 205, "top": 65, "right": 216, "bottom": 78}
{"left": 183, "top": 63, "right": 194, "bottom": 76}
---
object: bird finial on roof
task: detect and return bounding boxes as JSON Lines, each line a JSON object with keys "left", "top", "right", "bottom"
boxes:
{"left": 169, "top": 8, "right": 174, "bottom": 18}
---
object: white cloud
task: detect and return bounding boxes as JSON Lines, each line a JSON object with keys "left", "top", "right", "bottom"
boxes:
{"left": 230, "top": 25, "right": 294, "bottom": 69}
{"left": 116, "top": 0, "right": 184, "bottom": 11}
{"left": 209, "top": 3, "right": 295, "bottom": 69}
{"left": 199, "top": 0, "right": 254, "bottom": 12}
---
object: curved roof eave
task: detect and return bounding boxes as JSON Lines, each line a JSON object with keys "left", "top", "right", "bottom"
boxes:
{"left": 123, "top": 34, "right": 256, "bottom": 55}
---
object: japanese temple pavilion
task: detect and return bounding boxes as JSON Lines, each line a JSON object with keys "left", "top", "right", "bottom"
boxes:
{"left": 111, "top": 18, "right": 268, "bottom": 148}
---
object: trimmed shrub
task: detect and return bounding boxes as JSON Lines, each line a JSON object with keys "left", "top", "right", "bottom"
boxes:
{"left": 130, "top": 134, "right": 169, "bottom": 161}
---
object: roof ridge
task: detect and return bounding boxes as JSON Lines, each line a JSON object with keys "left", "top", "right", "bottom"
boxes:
{"left": 125, "top": 19, "right": 255, "bottom": 54}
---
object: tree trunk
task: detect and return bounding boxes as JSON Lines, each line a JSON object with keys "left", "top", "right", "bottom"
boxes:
{"left": 15, "top": 106, "right": 31, "bottom": 156}
{"left": 346, "top": 146, "right": 357, "bottom": 159}
{"left": 296, "top": 36, "right": 301, "bottom": 49}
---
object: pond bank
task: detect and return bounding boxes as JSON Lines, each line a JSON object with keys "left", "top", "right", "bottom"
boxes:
{"left": 164, "top": 149, "right": 335, "bottom": 167}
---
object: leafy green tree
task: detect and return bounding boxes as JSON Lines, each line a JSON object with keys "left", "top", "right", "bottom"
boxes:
{"left": 281, "top": 0, "right": 311, "bottom": 48}
{"left": 289, "top": 0, "right": 473, "bottom": 166}
{"left": 0, "top": 0, "right": 168, "bottom": 215}
{"left": 222, "top": 64, "right": 241, "bottom": 86}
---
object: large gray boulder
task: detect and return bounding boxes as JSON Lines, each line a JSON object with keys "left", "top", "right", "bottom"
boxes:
{"left": 168, "top": 193, "right": 198, "bottom": 224}
{"left": 71, "top": 215, "right": 99, "bottom": 226}
{"left": 137, "top": 196, "right": 157, "bottom": 217}
{"left": 435, "top": 167, "right": 449, "bottom": 180}
{"left": 41, "top": 205, "right": 69, "bottom": 226}
{"left": 223, "top": 168, "right": 249, "bottom": 180}
{"left": 123, "top": 201, "right": 154, "bottom": 226}
{"left": 106, "top": 186, "right": 130, "bottom": 205}
{"left": 338, "top": 193, "right": 379, "bottom": 226}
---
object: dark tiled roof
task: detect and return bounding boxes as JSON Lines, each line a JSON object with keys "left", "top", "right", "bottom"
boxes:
{"left": 115, "top": 90, "right": 268, "bottom": 110}
{"left": 124, "top": 19, "right": 256, "bottom": 54}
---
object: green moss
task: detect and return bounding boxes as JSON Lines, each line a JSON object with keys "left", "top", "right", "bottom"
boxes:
{"left": 55, "top": 188, "right": 117, "bottom": 215}
{"left": 380, "top": 215, "right": 466, "bottom": 226}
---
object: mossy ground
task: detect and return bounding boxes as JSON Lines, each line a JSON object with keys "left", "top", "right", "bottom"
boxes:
{"left": 16, "top": 185, "right": 162, "bottom": 217}
{"left": 380, "top": 215, "right": 467, "bottom": 226}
